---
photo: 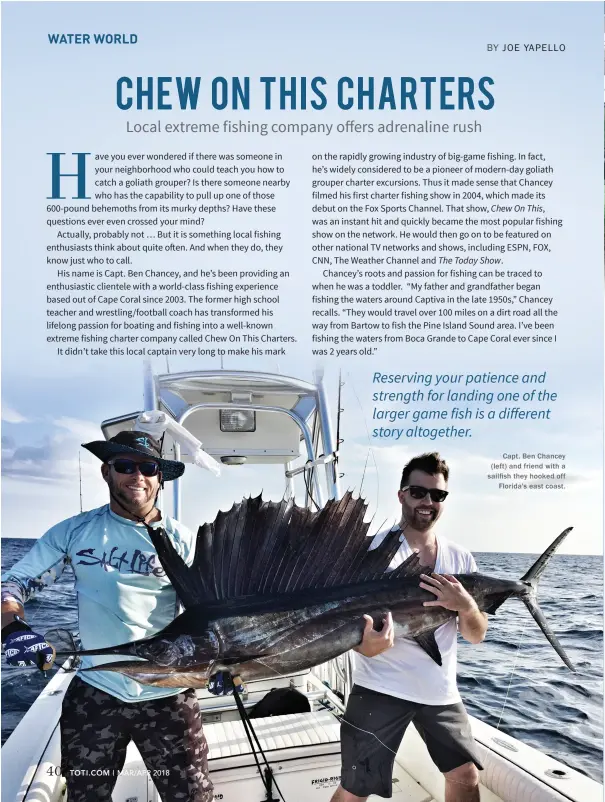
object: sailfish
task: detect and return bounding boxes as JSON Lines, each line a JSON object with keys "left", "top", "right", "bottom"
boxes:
{"left": 49, "top": 493, "right": 575, "bottom": 686}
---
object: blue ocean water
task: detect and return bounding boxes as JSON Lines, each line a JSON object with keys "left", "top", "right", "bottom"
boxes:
{"left": 1, "top": 538, "right": 602, "bottom": 782}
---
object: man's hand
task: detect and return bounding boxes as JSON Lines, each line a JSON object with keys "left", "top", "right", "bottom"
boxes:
{"left": 207, "top": 671, "right": 245, "bottom": 696}
{"left": 419, "top": 574, "right": 487, "bottom": 644}
{"left": 3, "top": 626, "right": 56, "bottom": 670}
{"left": 419, "top": 573, "right": 476, "bottom": 613}
{"left": 354, "top": 612, "right": 394, "bottom": 658}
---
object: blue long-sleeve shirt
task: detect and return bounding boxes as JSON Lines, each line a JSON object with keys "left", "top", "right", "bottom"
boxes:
{"left": 1, "top": 505, "right": 195, "bottom": 703}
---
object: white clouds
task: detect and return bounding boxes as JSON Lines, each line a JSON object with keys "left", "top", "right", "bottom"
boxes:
{"left": 1, "top": 415, "right": 108, "bottom": 536}
{"left": 1, "top": 405, "right": 28, "bottom": 424}
{"left": 54, "top": 416, "right": 102, "bottom": 443}
{"left": 2, "top": 416, "right": 101, "bottom": 482}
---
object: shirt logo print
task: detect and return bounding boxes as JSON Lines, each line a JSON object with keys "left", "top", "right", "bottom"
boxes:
{"left": 75, "top": 546, "right": 166, "bottom": 577}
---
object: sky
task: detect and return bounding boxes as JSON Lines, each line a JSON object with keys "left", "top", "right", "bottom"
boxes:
{"left": 1, "top": 2, "right": 603, "bottom": 555}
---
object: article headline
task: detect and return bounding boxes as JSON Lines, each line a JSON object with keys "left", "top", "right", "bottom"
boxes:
{"left": 115, "top": 76, "right": 495, "bottom": 112}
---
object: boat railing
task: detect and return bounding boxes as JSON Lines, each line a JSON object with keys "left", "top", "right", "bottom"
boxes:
{"left": 171, "top": 400, "right": 327, "bottom": 517}
{"left": 312, "top": 652, "right": 354, "bottom": 702}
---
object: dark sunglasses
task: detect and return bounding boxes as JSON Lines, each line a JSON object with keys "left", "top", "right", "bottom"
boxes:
{"left": 401, "top": 485, "right": 449, "bottom": 503}
{"left": 108, "top": 458, "right": 160, "bottom": 477}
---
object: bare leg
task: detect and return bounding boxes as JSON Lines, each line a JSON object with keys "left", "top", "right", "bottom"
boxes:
{"left": 444, "top": 762, "right": 480, "bottom": 802}
{"left": 329, "top": 786, "right": 368, "bottom": 802}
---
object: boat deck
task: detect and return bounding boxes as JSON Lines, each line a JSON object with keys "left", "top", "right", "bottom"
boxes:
{"left": 4, "top": 667, "right": 602, "bottom": 802}
{"left": 112, "top": 706, "right": 433, "bottom": 802}
{"left": 204, "top": 709, "right": 432, "bottom": 801}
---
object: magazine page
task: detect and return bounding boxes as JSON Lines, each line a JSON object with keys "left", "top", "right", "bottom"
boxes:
{"left": 1, "top": 3, "right": 602, "bottom": 802}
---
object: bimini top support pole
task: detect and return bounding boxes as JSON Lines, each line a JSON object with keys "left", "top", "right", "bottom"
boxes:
{"left": 143, "top": 361, "right": 158, "bottom": 412}
{"left": 314, "top": 369, "right": 341, "bottom": 501}
{"left": 142, "top": 361, "right": 164, "bottom": 512}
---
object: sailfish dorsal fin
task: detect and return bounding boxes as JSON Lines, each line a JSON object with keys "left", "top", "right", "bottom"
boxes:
{"left": 148, "top": 493, "right": 429, "bottom": 608}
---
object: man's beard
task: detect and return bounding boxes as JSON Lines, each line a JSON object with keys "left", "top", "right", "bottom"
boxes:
{"left": 402, "top": 500, "right": 438, "bottom": 530}
{"left": 107, "top": 473, "right": 155, "bottom": 517}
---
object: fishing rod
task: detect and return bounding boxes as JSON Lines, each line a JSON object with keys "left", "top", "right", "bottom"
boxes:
{"left": 335, "top": 370, "right": 344, "bottom": 480}
{"left": 346, "top": 373, "right": 380, "bottom": 516}
{"left": 232, "top": 685, "right": 287, "bottom": 802}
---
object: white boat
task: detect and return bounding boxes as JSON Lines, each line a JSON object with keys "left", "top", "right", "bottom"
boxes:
{"left": 2, "top": 368, "right": 602, "bottom": 802}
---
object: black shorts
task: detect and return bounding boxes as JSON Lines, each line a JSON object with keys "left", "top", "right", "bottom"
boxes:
{"left": 340, "top": 684, "right": 483, "bottom": 799}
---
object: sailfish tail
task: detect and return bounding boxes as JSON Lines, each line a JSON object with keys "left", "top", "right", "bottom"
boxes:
{"left": 519, "top": 527, "right": 575, "bottom": 672}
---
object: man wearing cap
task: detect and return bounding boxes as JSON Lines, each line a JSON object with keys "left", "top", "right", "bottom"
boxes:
{"left": 1, "top": 431, "right": 214, "bottom": 802}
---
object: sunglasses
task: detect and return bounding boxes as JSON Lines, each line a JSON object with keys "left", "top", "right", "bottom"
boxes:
{"left": 401, "top": 485, "right": 449, "bottom": 503}
{"left": 108, "top": 458, "right": 160, "bottom": 477}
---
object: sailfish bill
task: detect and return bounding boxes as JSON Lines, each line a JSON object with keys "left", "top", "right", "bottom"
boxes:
{"left": 48, "top": 495, "right": 575, "bottom": 685}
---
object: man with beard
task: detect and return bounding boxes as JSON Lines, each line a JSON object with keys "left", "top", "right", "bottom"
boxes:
{"left": 1, "top": 431, "right": 214, "bottom": 802}
{"left": 331, "top": 452, "right": 487, "bottom": 802}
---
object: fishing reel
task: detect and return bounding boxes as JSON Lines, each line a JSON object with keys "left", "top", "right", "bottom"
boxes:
{"left": 44, "top": 628, "right": 82, "bottom": 672}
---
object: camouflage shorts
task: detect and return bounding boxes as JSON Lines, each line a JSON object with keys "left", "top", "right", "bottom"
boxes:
{"left": 60, "top": 676, "right": 213, "bottom": 802}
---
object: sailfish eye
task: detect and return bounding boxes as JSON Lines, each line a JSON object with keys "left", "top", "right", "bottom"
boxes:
{"left": 137, "top": 640, "right": 179, "bottom": 666}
